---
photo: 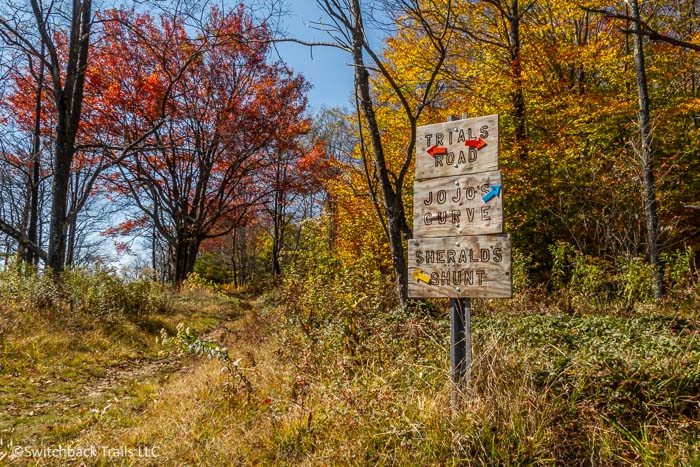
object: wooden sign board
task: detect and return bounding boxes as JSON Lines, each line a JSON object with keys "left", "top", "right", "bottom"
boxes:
{"left": 408, "top": 234, "right": 512, "bottom": 298}
{"left": 413, "top": 170, "right": 503, "bottom": 238}
{"left": 415, "top": 114, "right": 499, "bottom": 180}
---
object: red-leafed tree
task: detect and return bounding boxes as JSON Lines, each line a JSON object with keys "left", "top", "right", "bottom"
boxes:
{"left": 92, "top": 6, "right": 310, "bottom": 282}
{"left": 262, "top": 140, "right": 331, "bottom": 277}
{"left": 1, "top": 3, "right": 175, "bottom": 269}
{"left": 196, "top": 139, "right": 334, "bottom": 283}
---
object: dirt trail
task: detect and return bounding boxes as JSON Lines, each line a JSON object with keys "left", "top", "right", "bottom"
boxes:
{"left": 1, "top": 318, "right": 235, "bottom": 438}
{"left": 65, "top": 319, "right": 233, "bottom": 414}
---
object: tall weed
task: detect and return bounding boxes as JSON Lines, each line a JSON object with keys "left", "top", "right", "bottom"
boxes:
{"left": 661, "top": 246, "right": 698, "bottom": 293}
{"left": 548, "top": 241, "right": 697, "bottom": 306}
{"left": 0, "top": 265, "right": 167, "bottom": 317}
{"left": 617, "top": 256, "right": 655, "bottom": 305}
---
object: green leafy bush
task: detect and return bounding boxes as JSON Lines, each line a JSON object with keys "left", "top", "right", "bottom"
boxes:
{"left": 193, "top": 252, "right": 234, "bottom": 284}
{"left": 549, "top": 241, "right": 576, "bottom": 291}
{"left": 158, "top": 322, "right": 229, "bottom": 361}
{"left": 617, "top": 256, "right": 655, "bottom": 305}
{"left": 661, "top": 246, "right": 697, "bottom": 291}
{"left": 546, "top": 242, "right": 699, "bottom": 306}
{"left": 549, "top": 241, "right": 615, "bottom": 305}
{"left": 511, "top": 248, "right": 534, "bottom": 293}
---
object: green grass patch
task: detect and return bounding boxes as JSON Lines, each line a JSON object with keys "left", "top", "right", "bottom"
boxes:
{"left": 0, "top": 268, "right": 239, "bottom": 450}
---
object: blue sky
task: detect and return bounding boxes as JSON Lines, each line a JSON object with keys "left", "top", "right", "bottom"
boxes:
{"left": 272, "top": 1, "right": 355, "bottom": 112}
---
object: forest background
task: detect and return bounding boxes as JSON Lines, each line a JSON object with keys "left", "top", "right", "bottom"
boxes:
{"left": 0, "top": 0, "right": 698, "bottom": 464}
{"left": 0, "top": 0, "right": 697, "bottom": 295}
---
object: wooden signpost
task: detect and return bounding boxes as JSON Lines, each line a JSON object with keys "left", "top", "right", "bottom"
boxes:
{"left": 413, "top": 170, "right": 503, "bottom": 238}
{"left": 415, "top": 114, "right": 499, "bottom": 180}
{"left": 408, "top": 234, "right": 512, "bottom": 298}
{"left": 409, "top": 114, "right": 511, "bottom": 407}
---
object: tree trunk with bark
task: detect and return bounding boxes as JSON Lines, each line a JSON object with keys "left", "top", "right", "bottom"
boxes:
{"left": 47, "top": 138, "right": 73, "bottom": 271}
{"left": 36, "top": 0, "right": 92, "bottom": 272}
{"left": 629, "top": 0, "right": 665, "bottom": 300}
{"left": 23, "top": 45, "right": 45, "bottom": 266}
{"left": 350, "top": 0, "right": 409, "bottom": 304}
{"left": 172, "top": 235, "right": 202, "bottom": 283}
{"left": 507, "top": 0, "right": 528, "bottom": 161}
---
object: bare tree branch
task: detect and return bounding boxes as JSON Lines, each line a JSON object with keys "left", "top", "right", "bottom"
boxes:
{"left": 583, "top": 6, "right": 700, "bottom": 52}
{"left": 0, "top": 218, "right": 48, "bottom": 261}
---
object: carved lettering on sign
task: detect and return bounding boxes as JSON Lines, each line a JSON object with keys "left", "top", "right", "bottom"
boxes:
{"left": 415, "top": 115, "right": 498, "bottom": 180}
{"left": 408, "top": 235, "right": 512, "bottom": 298}
{"left": 413, "top": 171, "right": 503, "bottom": 237}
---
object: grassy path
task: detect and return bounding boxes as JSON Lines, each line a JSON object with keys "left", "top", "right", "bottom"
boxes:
{"left": 0, "top": 289, "right": 242, "bottom": 465}
{"left": 2, "top": 287, "right": 698, "bottom": 465}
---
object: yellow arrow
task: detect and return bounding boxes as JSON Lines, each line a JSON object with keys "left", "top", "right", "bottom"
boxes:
{"left": 412, "top": 269, "right": 431, "bottom": 284}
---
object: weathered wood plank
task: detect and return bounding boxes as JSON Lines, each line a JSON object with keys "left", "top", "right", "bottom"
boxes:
{"left": 415, "top": 114, "right": 499, "bottom": 180}
{"left": 413, "top": 171, "right": 503, "bottom": 237}
{"left": 407, "top": 235, "right": 512, "bottom": 298}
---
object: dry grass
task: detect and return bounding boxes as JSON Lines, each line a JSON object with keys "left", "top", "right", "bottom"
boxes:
{"left": 1, "top": 269, "right": 698, "bottom": 465}
{"left": 0, "top": 270, "right": 240, "bottom": 464}
{"left": 54, "top": 290, "right": 700, "bottom": 465}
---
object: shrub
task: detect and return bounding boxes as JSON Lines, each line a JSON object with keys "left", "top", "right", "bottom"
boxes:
{"left": 661, "top": 246, "right": 697, "bottom": 291}
{"left": 511, "top": 248, "right": 534, "bottom": 294}
{"left": 545, "top": 241, "right": 700, "bottom": 306}
{"left": 182, "top": 271, "right": 221, "bottom": 293}
{"left": 617, "top": 256, "right": 655, "bottom": 305}
{"left": 158, "top": 322, "right": 229, "bottom": 361}
{"left": 549, "top": 241, "right": 615, "bottom": 305}
{"left": 193, "top": 252, "right": 234, "bottom": 284}
{"left": 0, "top": 264, "right": 61, "bottom": 311}
{"left": 0, "top": 265, "right": 167, "bottom": 317}
{"left": 63, "top": 268, "right": 167, "bottom": 317}
{"left": 549, "top": 241, "right": 576, "bottom": 292}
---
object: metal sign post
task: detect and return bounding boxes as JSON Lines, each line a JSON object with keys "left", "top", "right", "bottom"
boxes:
{"left": 448, "top": 115, "right": 470, "bottom": 407}
{"left": 450, "top": 296, "right": 471, "bottom": 406}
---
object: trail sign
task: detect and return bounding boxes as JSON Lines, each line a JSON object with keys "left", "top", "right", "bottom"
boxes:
{"left": 415, "top": 114, "right": 499, "bottom": 180}
{"left": 413, "top": 170, "right": 503, "bottom": 238}
{"left": 409, "top": 113, "right": 510, "bottom": 300}
{"left": 411, "top": 113, "right": 510, "bottom": 407}
{"left": 408, "top": 234, "right": 512, "bottom": 299}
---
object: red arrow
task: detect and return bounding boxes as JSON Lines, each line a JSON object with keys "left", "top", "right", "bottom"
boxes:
{"left": 427, "top": 145, "right": 447, "bottom": 157}
{"left": 465, "top": 137, "right": 487, "bottom": 150}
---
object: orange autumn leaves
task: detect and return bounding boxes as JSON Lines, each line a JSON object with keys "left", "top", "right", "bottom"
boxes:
{"left": 330, "top": 0, "right": 699, "bottom": 270}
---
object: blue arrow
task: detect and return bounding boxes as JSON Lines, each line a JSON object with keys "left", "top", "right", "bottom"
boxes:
{"left": 482, "top": 185, "right": 501, "bottom": 203}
